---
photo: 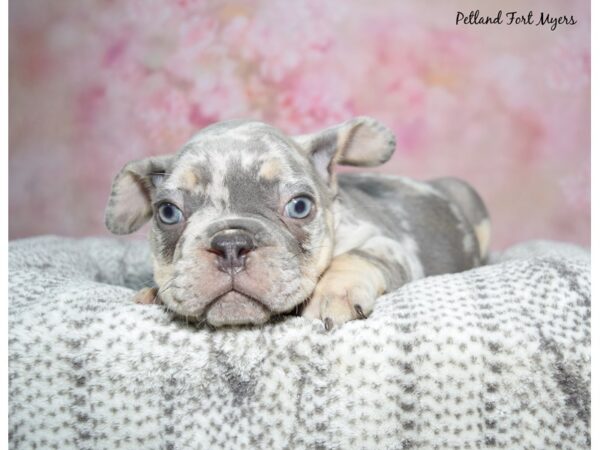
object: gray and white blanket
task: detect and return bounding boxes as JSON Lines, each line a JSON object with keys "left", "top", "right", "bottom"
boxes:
{"left": 8, "top": 236, "right": 590, "bottom": 449}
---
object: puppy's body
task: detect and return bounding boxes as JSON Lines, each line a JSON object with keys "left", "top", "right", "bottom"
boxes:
{"left": 301, "top": 173, "right": 489, "bottom": 324}
{"left": 335, "top": 173, "right": 488, "bottom": 276}
{"left": 106, "top": 117, "right": 489, "bottom": 328}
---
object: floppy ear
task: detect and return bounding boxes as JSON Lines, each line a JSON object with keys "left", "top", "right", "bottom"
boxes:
{"left": 293, "top": 116, "right": 396, "bottom": 182}
{"left": 105, "top": 155, "right": 173, "bottom": 235}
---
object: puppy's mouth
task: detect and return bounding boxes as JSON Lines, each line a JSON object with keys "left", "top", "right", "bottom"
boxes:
{"left": 204, "top": 288, "right": 271, "bottom": 327}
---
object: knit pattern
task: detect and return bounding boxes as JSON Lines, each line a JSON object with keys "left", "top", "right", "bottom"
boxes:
{"left": 8, "top": 236, "right": 590, "bottom": 449}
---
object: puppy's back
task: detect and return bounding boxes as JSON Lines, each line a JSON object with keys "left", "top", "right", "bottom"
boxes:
{"left": 337, "top": 173, "right": 489, "bottom": 275}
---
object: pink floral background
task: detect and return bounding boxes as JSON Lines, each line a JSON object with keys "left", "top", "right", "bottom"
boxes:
{"left": 9, "top": 0, "right": 590, "bottom": 249}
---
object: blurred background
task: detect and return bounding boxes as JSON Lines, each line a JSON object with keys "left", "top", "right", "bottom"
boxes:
{"left": 9, "top": 0, "right": 590, "bottom": 249}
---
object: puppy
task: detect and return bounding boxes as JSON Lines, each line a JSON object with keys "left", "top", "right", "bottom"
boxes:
{"left": 105, "top": 117, "right": 490, "bottom": 329}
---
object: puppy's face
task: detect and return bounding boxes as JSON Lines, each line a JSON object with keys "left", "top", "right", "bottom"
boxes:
{"left": 105, "top": 117, "right": 395, "bottom": 326}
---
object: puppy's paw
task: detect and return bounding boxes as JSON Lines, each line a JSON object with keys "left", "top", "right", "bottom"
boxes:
{"left": 133, "top": 287, "right": 161, "bottom": 305}
{"left": 316, "top": 283, "right": 376, "bottom": 330}
{"left": 302, "top": 253, "right": 384, "bottom": 330}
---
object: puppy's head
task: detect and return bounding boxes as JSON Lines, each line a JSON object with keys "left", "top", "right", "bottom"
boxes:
{"left": 105, "top": 117, "right": 395, "bottom": 326}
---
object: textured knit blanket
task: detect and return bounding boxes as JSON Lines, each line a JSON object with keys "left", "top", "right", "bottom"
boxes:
{"left": 8, "top": 236, "right": 590, "bottom": 450}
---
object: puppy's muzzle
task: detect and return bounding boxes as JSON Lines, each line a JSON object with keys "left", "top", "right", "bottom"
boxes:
{"left": 209, "top": 229, "right": 255, "bottom": 275}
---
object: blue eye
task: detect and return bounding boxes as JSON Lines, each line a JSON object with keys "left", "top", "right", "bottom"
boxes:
{"left": 284, "top": 196, "right": 313, "bottom": 219}
{"left": 157, "top": 203, "right": 183, "bottom": 225}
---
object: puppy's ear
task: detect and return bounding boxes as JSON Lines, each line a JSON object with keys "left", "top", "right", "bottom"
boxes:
{"left": 294, "top": 116, "right": 396, "bottom": 182}
{"left": 105, "top": 155, "right": 173, "bottom": 235}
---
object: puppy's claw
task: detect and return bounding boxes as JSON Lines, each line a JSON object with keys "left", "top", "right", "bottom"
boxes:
{"left": 355, "top": 304, "right": 367, "bottom": 319}
{"left": 324, "top": 317, "right": 334, "bottom": 331}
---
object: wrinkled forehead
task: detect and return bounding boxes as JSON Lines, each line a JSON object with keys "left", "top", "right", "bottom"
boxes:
{"left": 158, "top": 121, "right": 318, "bottom": 210}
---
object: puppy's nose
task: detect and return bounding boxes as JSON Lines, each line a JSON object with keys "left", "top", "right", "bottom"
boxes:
{"left": 210, "top": 230, "right": 255, "bottom": 274}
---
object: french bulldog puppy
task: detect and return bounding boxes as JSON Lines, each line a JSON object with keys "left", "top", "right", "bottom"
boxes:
{"left": 105, "top": 117, "right": 490, "bottom": 329}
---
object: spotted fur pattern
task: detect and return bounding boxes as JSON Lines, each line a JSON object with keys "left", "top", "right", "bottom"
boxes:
{"left": 105, "top": 117, "right": 490, "bottom": 327}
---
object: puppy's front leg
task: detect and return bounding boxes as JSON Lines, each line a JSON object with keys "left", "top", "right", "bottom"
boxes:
{"left": 302, "top": 249, "right": 404, "bottom": 329}
{"left": 133, "top": 287, "right": 162, "bottom": 305}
